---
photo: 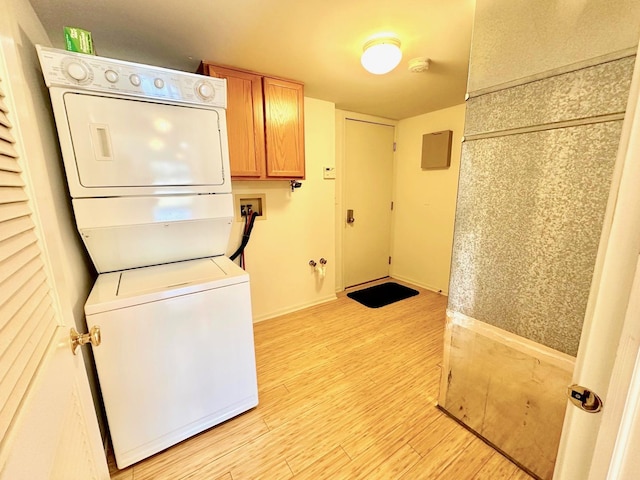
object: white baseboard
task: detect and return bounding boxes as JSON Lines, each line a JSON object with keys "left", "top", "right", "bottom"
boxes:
{"left": 390, "top": 273, "right": 449, "bottom": 296}
{"left": 252, "top": 294, "right": 338, "bottom": 323}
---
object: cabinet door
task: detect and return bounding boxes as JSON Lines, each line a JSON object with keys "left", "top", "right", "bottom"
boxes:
{"left": 206, "top": 65, "right": 265, "bottom": 178}
{"left": 263, "top": 77, "right": 305, "bottom": 178}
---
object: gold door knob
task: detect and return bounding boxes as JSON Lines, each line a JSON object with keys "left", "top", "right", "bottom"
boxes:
{"left": 70, "top": 325, "right": 101, "bottom": 355}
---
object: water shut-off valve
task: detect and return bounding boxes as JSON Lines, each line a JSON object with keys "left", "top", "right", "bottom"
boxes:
{"left": 309, "top": 258, "right": 327, "bottom": 278}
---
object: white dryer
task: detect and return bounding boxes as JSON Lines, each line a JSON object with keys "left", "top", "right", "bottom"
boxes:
{"left": 38, "top": 46, "right": 258, "bottom": 469}
{"left": 37, "top": 45, "right": 233, "bottom": 272}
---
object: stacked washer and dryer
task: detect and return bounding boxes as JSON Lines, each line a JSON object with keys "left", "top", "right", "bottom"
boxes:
{"left": 37, "top": 46, "right": 258, "bottom": 468}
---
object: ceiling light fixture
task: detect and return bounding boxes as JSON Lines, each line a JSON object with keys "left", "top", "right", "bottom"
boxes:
{"left": 361, "top": 36, "right": 402, "bottom": 75}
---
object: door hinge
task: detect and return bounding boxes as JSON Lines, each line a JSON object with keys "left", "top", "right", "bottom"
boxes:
{"left": 388, "top": 256, "right": 392, "bottom": 265}
{"left": 393, "top": 142, "right": 397, "bottom": 152}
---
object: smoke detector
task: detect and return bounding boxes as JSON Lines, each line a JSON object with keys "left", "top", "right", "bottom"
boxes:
{"left": 408, "top": 57, "right": 430, "bottom": 73}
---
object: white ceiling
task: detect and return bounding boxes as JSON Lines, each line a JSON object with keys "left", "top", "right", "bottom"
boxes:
{"left": 28, "top": 0, "right": 475, "bottom": 120}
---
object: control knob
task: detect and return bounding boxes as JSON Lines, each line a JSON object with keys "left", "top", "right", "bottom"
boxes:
{"left": 63, "top": 59, "right": 92, "bottom": 84}
{"left": 154, "top": 78, "right": 165, "bottom": 89}
{"left": 196, "top": 81, "right": 215, "bottom": 100}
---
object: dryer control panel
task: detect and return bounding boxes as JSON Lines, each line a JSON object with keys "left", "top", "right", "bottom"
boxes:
{"left": 36, "top": 45, "right": 226, "bottom": 108}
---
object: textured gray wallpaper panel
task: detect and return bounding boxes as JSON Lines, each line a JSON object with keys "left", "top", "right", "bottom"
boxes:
{"left": 464, "top": 56, "right": 634, "bottom": 137}
{"left": 448, "top": 122, "right": 621, "bottom": 355}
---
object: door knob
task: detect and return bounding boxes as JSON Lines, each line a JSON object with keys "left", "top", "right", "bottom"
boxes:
{"left": 70, "top": 325, "right": 101, "bottom": 355}
{"left": 346, "top": 209, "right": 355, "bottom": 224}
{"left": 567, "top": 384, "right": 603, "bottom": 413}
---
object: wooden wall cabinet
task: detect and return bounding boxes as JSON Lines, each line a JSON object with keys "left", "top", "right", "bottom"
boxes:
{"left": 199, "top": 62, "right": 305, "bottom": 180}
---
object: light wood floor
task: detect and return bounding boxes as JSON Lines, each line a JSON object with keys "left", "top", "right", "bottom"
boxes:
{"left": 109, "top": 282, "right": 533, "bottom": 480}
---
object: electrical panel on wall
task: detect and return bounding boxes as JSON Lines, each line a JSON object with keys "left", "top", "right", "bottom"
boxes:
{"left": 421, "top": 130, "right": 453, "bottom": 169}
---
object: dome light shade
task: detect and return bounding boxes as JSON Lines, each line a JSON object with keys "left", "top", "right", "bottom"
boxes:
{"left": 361, "top": 37, "right": 402, "bottom": 75}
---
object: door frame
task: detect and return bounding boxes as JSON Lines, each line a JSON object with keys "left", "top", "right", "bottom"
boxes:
{"left": 334, "top": 110, "right": 397, "bottom": 292}
{"left": 591, "top": 258, "right": 640, "bottom": 479}
{"left": 553, "top": 44, "right": 640, "bottom": 478}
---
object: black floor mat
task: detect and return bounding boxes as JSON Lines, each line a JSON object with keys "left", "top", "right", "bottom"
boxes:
{"left": 347, "top": 282, "right": 419, "bottom": 308}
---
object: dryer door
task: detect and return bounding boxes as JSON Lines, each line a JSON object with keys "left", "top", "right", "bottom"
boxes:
{"left": 63, "top": 92, "right": 230, "bottom": 196}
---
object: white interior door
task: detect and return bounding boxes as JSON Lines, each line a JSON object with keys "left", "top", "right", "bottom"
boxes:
{"left": 1, "top": 330, "right": 109, "bottom": 480}
{"left": 343, "top": 119, "right": 395, "bottom": 288}
{"left": 0, "top": 40, "right": 108, "bottom": 479}
{"left": 553, "top": 45, "right": 640, "bottom": 479}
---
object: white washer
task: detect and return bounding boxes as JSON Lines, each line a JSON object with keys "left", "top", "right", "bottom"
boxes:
{"left": 85, "top": 256, "right": 258, "bottom": 468}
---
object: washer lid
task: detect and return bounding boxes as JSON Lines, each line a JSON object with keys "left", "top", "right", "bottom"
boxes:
{"left": 85, "top": 256, "right": 248, "bottom": 315}
{"left": 119, "top": 258, "right": 226, "bottom": 296}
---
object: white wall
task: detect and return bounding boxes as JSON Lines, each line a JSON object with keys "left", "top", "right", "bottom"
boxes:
{"left": 1, "top": 0, "right": 102, "bottom": 434}
{"left": 228, "top": 97, "right": 337, "bottom": 321}
{"left": 390, "top": 104, "right": 466, "bottom": 294}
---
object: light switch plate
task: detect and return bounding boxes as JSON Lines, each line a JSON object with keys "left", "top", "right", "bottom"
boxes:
{"left": 323, "top": 166, "right": 336, "bottom": 179}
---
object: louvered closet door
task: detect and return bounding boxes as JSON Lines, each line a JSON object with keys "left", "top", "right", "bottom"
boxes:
{"left": 0, "top": 62, "right": 107, "bottom": 478}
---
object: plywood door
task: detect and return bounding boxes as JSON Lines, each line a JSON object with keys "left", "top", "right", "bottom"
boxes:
{"left": 343, "top": 119, "right": 394, "bottom": 288}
